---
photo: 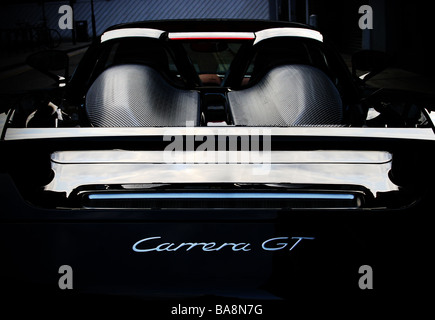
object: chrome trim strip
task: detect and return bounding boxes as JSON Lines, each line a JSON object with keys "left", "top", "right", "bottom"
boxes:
{"left": 46, "top": 155, "right": 397, "bottom": 197}
{"left": 427, "top": 110, "right": 435, "bottom": 127}
{"left": 51, "top": 150, "right": 392, "bottom": 165}
{"left": 254, "top": 27, "right": 323, "bottom": 45}
{"left": 87, "top": 192, "right": 355, "bottom": 200}
{"left": 6, "top": 127, "right": 435, "bottom": 141}
{"left": 100, "top": 28, "right": 165, "bottom": 42}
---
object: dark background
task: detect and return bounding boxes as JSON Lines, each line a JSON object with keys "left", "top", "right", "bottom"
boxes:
{"left": 0, "top": 0, "right": 434, "bottom": 91}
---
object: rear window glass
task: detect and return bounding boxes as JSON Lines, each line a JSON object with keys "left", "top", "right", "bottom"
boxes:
{"left": 182, "top": 41, "right": 242, "bottom": 75}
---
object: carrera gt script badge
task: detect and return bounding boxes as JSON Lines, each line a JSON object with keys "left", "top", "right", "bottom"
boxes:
{"left": 132, "top": 236, "right": 315, "bottom": 253}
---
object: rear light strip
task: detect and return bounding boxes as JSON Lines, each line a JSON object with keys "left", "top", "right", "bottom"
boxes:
{"left": 87, "top": 192, "right": 355, "bottom": 200}
{"left": 81, "top": 192, "right": 362, "bottom": 209}
{"left": 168, "top": 32, "right": 255, "bottom": 40}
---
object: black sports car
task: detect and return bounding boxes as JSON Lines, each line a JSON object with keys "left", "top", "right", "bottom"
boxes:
{"left": 0, "top": 20, "right": 433, "bottom": 315}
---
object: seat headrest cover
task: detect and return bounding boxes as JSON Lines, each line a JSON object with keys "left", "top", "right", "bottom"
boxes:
{"left": 228, "top": 64, "right": 343, "bottom": 126}
{"left": 86, "top": 64, "right": 199, "bottom": 127}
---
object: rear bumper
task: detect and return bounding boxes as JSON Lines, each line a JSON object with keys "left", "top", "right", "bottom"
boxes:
{"left": 0, "top": 173, "right": 429, "bottom": 311}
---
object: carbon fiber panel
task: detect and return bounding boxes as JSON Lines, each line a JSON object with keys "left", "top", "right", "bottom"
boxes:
{"left": 228, "top": 64, "right": 343, "bottom": 126}
{"left": 86, "top": 64, "right": 200, "bottom": 127}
